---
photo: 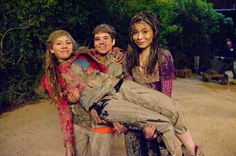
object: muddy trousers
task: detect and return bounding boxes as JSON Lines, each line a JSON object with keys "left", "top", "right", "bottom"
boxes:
{"left": 73, "top": 124, "right": 113, "bottom": 156}
{"left": 99, "top": 80, "right": 187, "bottom": 155}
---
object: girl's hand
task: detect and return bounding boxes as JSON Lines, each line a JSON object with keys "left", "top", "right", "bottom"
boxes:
{"left": 143, "top": 124, "right": 157, "bottom": 141}
{"left": 67, "top": 88, "right": 80, "bottom": 103}
{"left": 90, "top": 109, "right": 107, "bottom": 124}
{"left": 65, "top": 145, "right": 74, "bottom": 156}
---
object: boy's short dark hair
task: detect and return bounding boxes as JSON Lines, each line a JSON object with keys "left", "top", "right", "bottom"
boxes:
{"left": 226, "top": 38, "right": 232, "bottom": 42}
{"left": 92, "top": 24, "right": 116, "bottom": 40}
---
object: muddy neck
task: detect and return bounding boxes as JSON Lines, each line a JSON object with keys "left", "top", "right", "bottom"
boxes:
{"left": 139, "top": 47, "right": 151, "bottom": 68}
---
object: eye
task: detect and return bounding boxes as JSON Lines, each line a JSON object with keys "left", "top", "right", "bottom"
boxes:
{"left": 94, "top": 38, "right": 100, "bottom": 41}
{"left": 132, "top": 31, "right": 138, "bottom": 35}
{"left": 55, "top": 42, "right": 62, "bottom": 45}
{"left": 66, "top": 41, "right": 72, "bottom": 45}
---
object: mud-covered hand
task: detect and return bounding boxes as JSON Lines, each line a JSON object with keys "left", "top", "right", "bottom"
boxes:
{"left": 113, "top": 47, "right": 124, "bottom": 64}
{"left": 90, "top": 109, "right": 107, "bottom": 124}
{"left": 112, "top": 122, "right": 127, "bottom": 134}
{"left": 65, "top": 145, "right": 75, "bottom": 156}
{"left": 143, "top": 124, "right": 157, "bottom": 141}
{"left": 67, "top": 88, "right": 80, "bottom": 103}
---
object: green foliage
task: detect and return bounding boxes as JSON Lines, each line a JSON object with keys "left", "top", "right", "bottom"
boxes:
{"left": 0, "top": 0, "right": 234, "bottom": 110}
{"left": 166, "top": 0, "right": 230, "bottom": 69}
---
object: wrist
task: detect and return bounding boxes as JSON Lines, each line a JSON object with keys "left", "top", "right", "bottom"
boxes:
{"left": 65, "top": 144, "right": 73, "bottom": 148}
{"left": 65, "top": 144, "right": 74, "bottom": 156}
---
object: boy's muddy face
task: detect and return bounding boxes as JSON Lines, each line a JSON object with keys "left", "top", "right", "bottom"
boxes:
{"left": 51, "top": 36, "right": 73, "bottom": 63}
{"left": 94, "top": 32, "right": 115, "bottom": 55}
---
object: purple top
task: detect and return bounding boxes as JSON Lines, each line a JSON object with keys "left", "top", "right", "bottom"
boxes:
{"left": 124, "top": 48, "right": 174, "bottom": 97}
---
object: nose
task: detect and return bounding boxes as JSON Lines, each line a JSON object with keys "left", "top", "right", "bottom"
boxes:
{"left": 99, "top": 39, "right": 105, "bottom": 44}
{"left": 137, "top": 32, "right": 144, "bottom": 40}
{"left": 62, "top": 42, "right": 68, "bottom": 48}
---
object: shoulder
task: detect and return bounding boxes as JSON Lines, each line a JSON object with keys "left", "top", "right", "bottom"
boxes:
{"left": 159, "top": 47, "right": 173, "bottom": 64}
{"left": 40, "top": 75, "right": 49, "bottom": 90}
{"left": 72, "top": 47, "right": 92, "bottom": 61}
{"left": 159, "top": 47, "right": 172, "bottom": 58}
{"left": 76, "top": 47, "right": 91, "bottom": 53}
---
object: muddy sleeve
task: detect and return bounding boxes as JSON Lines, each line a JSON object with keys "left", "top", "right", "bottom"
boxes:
{"left": 41, "top": 76, "right": 74, "bottom": 146}
{"left": 57, "top": 99, "right": 74, "bottom": 147}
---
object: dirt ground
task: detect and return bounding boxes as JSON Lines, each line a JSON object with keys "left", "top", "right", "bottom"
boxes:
{"left": 0, "top": 77, "right": 236, "bottom": 156}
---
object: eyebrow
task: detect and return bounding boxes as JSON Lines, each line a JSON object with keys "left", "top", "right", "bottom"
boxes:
{"left": 55, "top": 39, "right": 72, "bottom": 42}
{"left": 94, "top": 34, "right": 110, "bottom": 38}
{"left": 135, "top": 27, "right": 151, "bottom": 30}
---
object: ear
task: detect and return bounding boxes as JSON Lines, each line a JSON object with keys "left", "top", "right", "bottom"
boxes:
{"left": 112, "top": 39, "right": 116, "bottom": 46}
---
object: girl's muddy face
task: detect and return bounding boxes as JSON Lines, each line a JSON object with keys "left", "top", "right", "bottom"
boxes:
{"left": 132, "top": 21, "right": 154, "bottom": 50}
{"left": 51, "top": 36, "right": 73, "bottom": 63}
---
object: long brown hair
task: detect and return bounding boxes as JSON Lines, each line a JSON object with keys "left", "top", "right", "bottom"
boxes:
{"left": 44, "top": 30, "right": 78, "bottom": 103}
{"left": 126, "top": 11, "right": 160, "bottom": 74}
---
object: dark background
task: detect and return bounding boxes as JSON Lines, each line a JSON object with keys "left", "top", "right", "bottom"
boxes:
{"left": 0, "top": 0, "right": 235, "bottom": 109}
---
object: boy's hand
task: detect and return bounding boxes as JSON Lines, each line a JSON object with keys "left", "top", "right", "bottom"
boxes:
{"left": 67, "top": 89, "right": 80, "bottom": 103}
{"left": 90, "top": 109, "right": 107, "bottom": 124}
{"left": 112, "top": 122, "right": 127, "bottom": 134}
{"left": 113, "top": 47, "right": 124, "bottom": 63}
{"left": 143, "top": 124, "right": 157, "bottom": 141}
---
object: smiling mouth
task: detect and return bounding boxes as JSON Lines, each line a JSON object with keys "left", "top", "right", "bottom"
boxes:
{"left": 61, "top": 50, "right": 70, "bottom": 53}
{"left": 99, "top": 46, "right": 107, "bottom": 48}
{"left": 137, "top": 42, "right": 145, "bottom": 45}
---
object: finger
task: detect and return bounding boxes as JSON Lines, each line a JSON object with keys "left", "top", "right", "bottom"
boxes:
{"left": 150, "top": 126, "right": 156, "bottom": 133}
{"left": 67, "top": 94, "right": 72, "bottom": 101}
{"left": 117, "top": 57, "right": 123, "bottom": 63}
{"left": 75, "top": 91, "right": 80, "bottom": 97}
{"left": 144, "top": 124, "right": 152, "bottom": 133}
{"left": 114, "top": 123, "right": 125, "bottom": 133}
{"left": 148, "top": 129, "right": 156, "bottom": 137}
{"left": 153, "top": 134, "right": 157, "bottom": 138}
{"left": 150, "top": 124, "right": 156, "bottom": 130}
{"left": 92, "top": 117, "right": 98, "bottom": 123}
{"left": 101, "top": 119, "right": 107, "bottom": 124}
{"left": 148, "top": 125, "right": 156, "bottom": 131}
{"left": 72, "top": 92, "right": 80, "bottom": 102}
{"left": 71, "top": 91, "right": 78, "bottom": 99}
{"left": 117, "top": 55, "right": 122, "bottom": 61}
{"left": 116, "top": 125, "right": 123, "bottom": 133}
{"left": 143, "top": 125, "right": 150, "bottom": 130}
{"left": 146, "top": 124, "right": 153, "bottom": 129}
{"left": 68, "top": 90, "right": 79, "bottom": 101}
{"left": 113, "top": 127, "right": 120, "bottom": 134}
{"left": 67, "top": 94, "right": 75, "bottom": 103}
{"left": 113, "top": 123, "right": 121, "bottom": 133}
